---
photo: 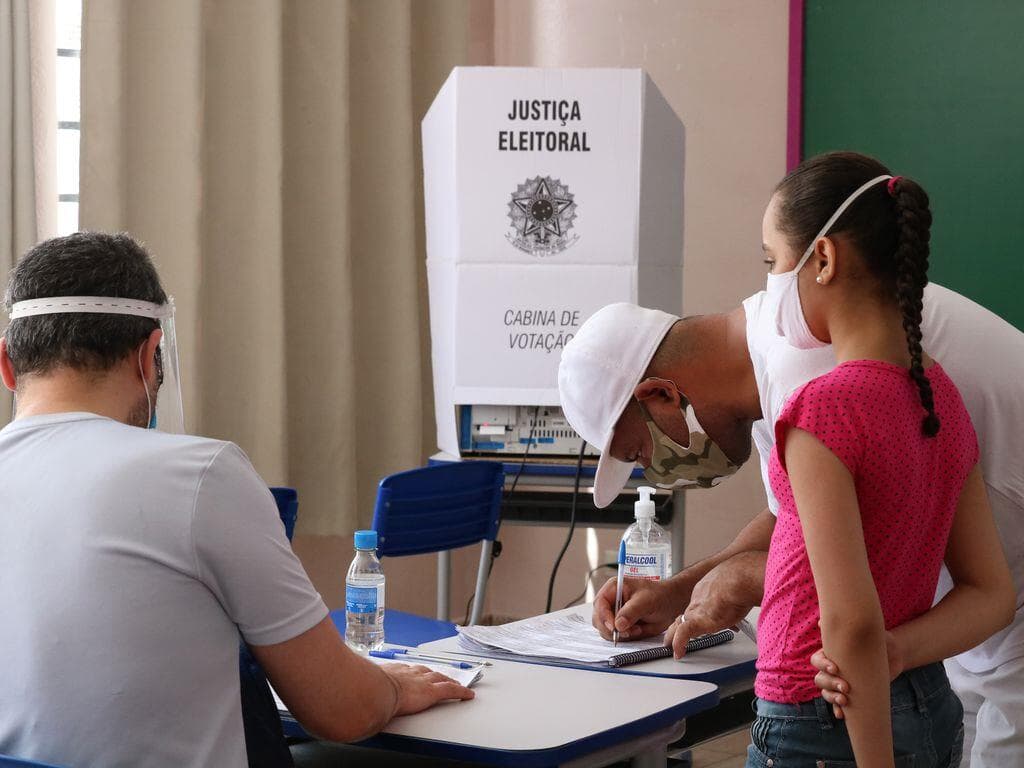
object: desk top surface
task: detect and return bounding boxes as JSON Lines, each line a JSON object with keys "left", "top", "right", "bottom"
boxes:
{"left": 363, "top": 653, "right": 717, "bottom": 766}
{"left": 420, "top": 604, "right": 758, "bottom": 685}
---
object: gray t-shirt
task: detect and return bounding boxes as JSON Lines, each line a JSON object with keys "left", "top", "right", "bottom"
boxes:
{"left": 0, "top": 413, "right": 328, "bottom": 767}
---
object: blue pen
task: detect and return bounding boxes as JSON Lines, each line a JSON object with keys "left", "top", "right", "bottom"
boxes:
{"left": 613, "top": 539, "right": 626, "bottom": 646}
{"left": 386, "top": 648, "right": 492, "bottom": 666}
{"left": 369, "top": 649, "right": 480, "bottom": 670}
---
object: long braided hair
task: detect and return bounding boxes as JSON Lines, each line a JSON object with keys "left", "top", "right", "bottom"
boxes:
{"left": 774, "top": 151, "right": 940, "bottom": 437}
{"left": 890, "top": 176, "right": 938, "bottom": 436}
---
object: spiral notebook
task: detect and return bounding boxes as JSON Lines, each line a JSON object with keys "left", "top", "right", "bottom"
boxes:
{"left": 457, "top": 612, "right": 735, "bottom": 669}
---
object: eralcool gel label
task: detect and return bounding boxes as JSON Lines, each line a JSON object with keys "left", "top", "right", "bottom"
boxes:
{"left": 624, "top": 550, "right": 669, "bottom": 581}
{"left": 346, "top": 584, "right": 385, "bottom": 614}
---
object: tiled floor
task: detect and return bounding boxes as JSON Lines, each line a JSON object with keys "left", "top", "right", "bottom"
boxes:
{"left": 683, "top": 728, "right": 750, "bottom": 767}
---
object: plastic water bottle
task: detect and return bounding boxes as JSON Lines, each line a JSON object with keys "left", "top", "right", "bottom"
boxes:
{"left": 621, "top": 487, "right": 672, "bottom": 581}
{"left": 345, "top": 529, "right": 385, "bottom": 652}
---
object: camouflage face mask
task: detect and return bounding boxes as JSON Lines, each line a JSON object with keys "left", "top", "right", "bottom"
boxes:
{"left": 637, "top": 397, "right": 740, "bottom": 490}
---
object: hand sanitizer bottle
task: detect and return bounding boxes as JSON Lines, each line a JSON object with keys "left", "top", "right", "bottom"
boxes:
{"left": 622, "top": 487, "right": 672, "bottom": 580}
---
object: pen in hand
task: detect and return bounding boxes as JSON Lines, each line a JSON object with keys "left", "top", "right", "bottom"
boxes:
{"left": 613, "top": 539, "right": 626, "bottom": 646}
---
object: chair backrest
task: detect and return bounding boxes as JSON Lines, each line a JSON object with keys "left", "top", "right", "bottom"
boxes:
{"left": 372, "top": 462, "right": 504, "bottom": 557}
{"left": 0, "top": 755, "right": 64, "bottom": 767}
{"left": 269, "top": 487, "right": 298, "bottom": 541}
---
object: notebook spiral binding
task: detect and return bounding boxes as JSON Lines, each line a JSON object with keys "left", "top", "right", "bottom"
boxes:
{"left": 607, "top": 628, "right": 736, "bottom": 668}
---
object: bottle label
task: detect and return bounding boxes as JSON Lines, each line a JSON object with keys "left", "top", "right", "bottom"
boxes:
{"left": 346, "top": 584, "right": 384, "bottom": 614}
{"left": 624, "top": 552, "right": 668, "bottom": 581}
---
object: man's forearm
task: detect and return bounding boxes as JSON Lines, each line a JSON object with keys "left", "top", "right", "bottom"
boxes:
{"left": 715, "top": 549, "right": 767, "bottom": 607}
{"left": 895, "top": 584, "right": 1014, "bottom": 672}
{"left": 671, "top": 507, "right": 774, "bottom": 596}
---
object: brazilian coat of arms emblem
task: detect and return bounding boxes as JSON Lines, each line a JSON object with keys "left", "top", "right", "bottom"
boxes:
{"left": 506, "top": 176, "right": 579, "bottom": 257}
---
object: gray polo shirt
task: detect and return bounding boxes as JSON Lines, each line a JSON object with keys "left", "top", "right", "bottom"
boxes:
{"left": 0, "top": 413, "right": 327, "bottom": 767}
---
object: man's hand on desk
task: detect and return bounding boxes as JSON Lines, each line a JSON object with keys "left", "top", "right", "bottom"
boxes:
{"left": 384, "top": 663, "right": 475, "bottom": 717}
{"left": 663, "top": 552, "right": 765, "bottom": 659}
{"left": 592, "top": 573, "right": 695, "bottom": 641}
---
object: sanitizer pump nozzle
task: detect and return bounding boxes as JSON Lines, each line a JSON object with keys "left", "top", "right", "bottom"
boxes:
{"left": 635, "top": 486, "right": 656, "bottom": 535}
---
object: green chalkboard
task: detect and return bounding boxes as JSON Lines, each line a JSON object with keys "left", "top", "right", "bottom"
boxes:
{"left": 803, "top": 1, "right": 1024, "bottom": 330}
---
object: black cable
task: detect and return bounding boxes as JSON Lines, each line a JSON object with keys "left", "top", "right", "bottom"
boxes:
{"left": 462, "top": 405, "right": 540, "bottom": 625}
{"left": 561, "top": 561, "right": 617, "bottom": 611}
{"left": 500, "top": 405, "right": 541, "bottom": 510}
{"left": 545, "top": 439, "right": 587, "bottom": 613}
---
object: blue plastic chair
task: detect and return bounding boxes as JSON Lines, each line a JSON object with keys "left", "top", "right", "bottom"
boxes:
{"left": 270, "top": 483, "right": 468, "bottom": 644}
{"left": 269, "top": 487, "right": 298, "bottom": 541}
{"left": 372, "top": 461, "right": 504, "bottom": 626}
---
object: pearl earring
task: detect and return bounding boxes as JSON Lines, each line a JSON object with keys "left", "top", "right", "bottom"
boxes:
{"left": 816, "top": 276, "right": 824, "bottom": 284}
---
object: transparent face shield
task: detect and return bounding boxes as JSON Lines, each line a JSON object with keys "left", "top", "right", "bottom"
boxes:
{"left": 7, "top": 296, "right": 186, "bottom": 433}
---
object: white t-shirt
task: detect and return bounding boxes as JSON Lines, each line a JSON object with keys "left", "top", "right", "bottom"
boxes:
{"left": 0, "top": 413, "right": 328, "bottom": 767}
{"left": 745, "top": 283, "right": 1024, "bottom": 672}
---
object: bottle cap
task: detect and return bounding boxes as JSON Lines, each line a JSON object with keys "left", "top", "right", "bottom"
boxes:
{"left": 354, "top": 529, "right": 378, "bottom": 550}
{"left": 635, "top": 486, "right": 656, "bottom": 518}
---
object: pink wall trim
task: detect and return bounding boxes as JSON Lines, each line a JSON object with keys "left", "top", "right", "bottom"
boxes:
{"left": 787, "top": 0, "right": 804, "bottom": 171}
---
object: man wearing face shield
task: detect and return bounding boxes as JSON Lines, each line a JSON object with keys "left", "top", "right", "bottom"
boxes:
{"left": 560, "top": 260, "right": 1024, "bottom": 766}
{"left": 0, "top": 233, "right": 473, "bottom": 768}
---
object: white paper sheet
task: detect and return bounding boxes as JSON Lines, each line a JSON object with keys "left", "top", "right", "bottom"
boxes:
{"left": 457, "top": 612, "right": 666, "bottom": 664}
{"left": 375, "top": 657, "right": 484, "bottom": 689}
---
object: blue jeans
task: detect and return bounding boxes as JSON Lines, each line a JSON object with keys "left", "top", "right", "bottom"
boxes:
{"left": 745, "top": 663, "right": 964, "bottom": 767}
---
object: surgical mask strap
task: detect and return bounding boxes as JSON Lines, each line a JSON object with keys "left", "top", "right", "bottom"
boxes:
{"left": 792, "top": 174, "right": 893, "bottom": 272}
{"left": 138, "top": 346, "right": 154, "bottom": 429}
{"left": 637, "top": 392, "right": 696, "bottom": 447}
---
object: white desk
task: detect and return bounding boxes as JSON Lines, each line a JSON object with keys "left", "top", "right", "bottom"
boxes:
{"left": 283, "top": 602, "right": 750, "bottom": 766}
{"left": 420, "top": 604, "right": 758, "bottom": 691}
{"left": 358, "top": 655, "right": 717, "bottom": 767}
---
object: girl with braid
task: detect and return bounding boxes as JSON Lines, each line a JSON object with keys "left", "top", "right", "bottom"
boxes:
{"left": 746, "top": 152, "right": 1015, "bottom": 768}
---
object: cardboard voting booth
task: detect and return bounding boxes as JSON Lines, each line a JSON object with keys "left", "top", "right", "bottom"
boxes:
{"left": 423, "top": 67, "right": 685, "bottom": 457}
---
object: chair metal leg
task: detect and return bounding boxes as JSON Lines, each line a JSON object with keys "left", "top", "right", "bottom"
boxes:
{"left": 468, "top": 539, "right": 494, "bottom": 626}
{"left": 437, "top": 550, "right": 451, "bottom": 621}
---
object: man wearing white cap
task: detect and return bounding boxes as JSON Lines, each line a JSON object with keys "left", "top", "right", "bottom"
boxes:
{"left": 558, "top": 302, "right": 757, "bottom": 508}
{"left": 559, "top": 284, "right": 1024, "bottom": 767}
{"left": 559, "top": 301, "right": 764, "bottom": 640}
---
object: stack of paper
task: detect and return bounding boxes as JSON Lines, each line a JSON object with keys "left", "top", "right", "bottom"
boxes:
{"left": 458, "top": 612, "right": 667, "bottom": 665}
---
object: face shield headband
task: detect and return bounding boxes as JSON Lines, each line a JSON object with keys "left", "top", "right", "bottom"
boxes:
{"left": 7, "top": 296, "right": 186, "bottom": 433}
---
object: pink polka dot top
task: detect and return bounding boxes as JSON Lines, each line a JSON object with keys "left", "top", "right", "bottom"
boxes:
{"left": 755, "top": 359, "right": 978, "bottom": 703}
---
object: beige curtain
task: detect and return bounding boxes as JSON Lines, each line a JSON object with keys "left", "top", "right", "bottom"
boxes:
{"left": 1, "top": 0, "right": 56, "bottom": 421}
{"left": 80, "top": 0, "right": 473, "bottom": 536}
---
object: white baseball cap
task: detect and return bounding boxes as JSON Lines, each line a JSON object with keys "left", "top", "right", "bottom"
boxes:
{"left": 558, "top": 303, "right": 679, "bottom": 508}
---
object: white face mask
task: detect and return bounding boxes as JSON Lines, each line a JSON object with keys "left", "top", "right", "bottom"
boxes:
{"left": 766, "top": 174, "right": 892, "bottom": 350}
{"left": 765, "top": 263, "right": 825, "bottom": 350}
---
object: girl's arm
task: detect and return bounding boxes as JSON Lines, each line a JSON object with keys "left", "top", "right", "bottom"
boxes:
{"left": 786, "top": 427, "right": 894, "bottom": 768}
{"left": 893, "top": 465, "right": 1015, "bottom": 669}
{"left": 811, "top": 465, "right": 1015, "bottom": 714}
